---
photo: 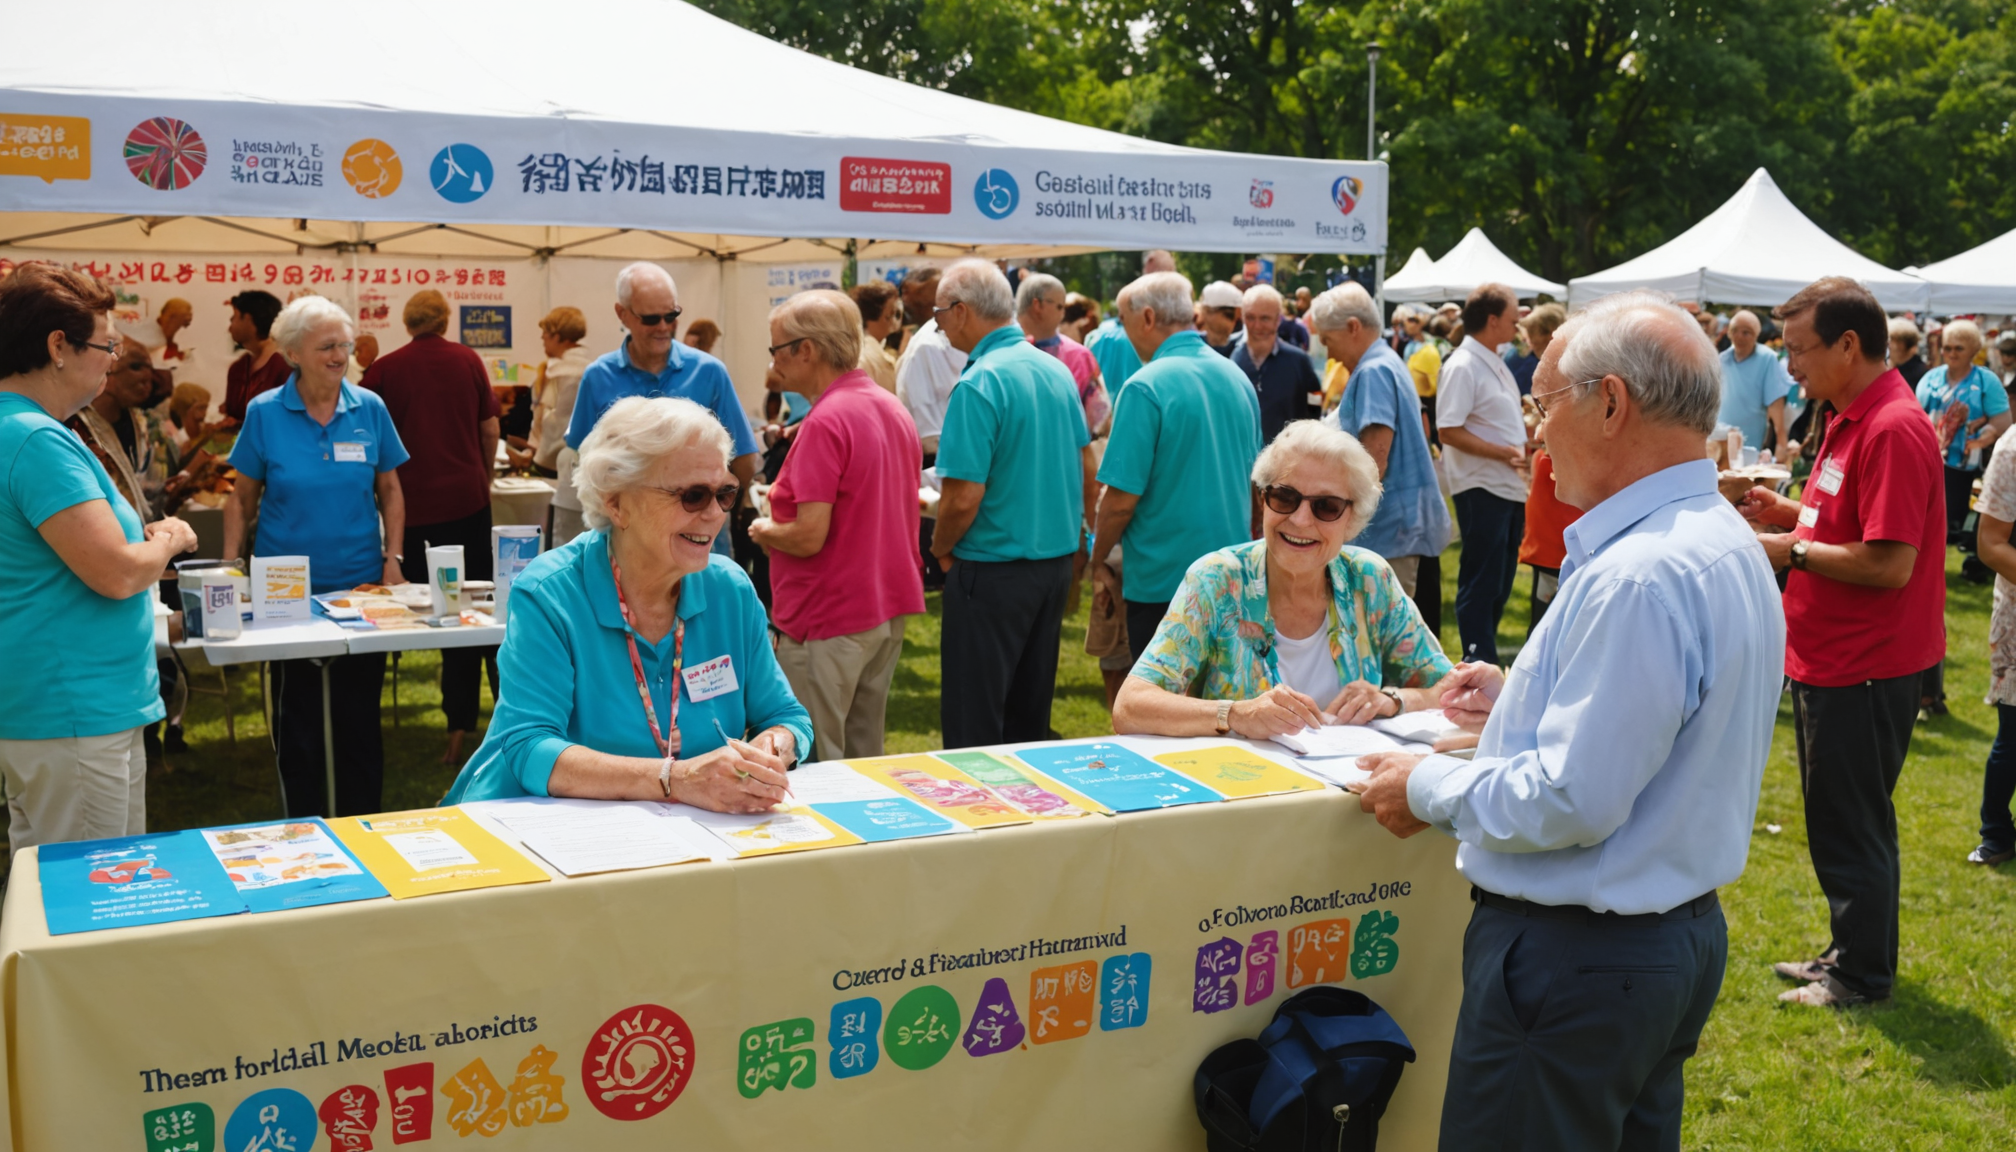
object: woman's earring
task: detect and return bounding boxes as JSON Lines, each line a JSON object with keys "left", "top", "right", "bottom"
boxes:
{"left": 55, "top": 360, "right": 64, "bottom": 369}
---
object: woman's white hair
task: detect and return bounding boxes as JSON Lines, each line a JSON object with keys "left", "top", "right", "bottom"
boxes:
{"left": 1251, "top": 420, "right": 1383, "bottom": 541}
{"left": 1944, "top": 318, "right": 1984, "bottom": 354}
{"left": 271, "top": 295, "right": 354, "bottom": 362}
{"left": 574, "top": 396, "right": 732, "bottom": 531}
{"left": 1309, "top": 283, "right": 1380, "bottom": 334}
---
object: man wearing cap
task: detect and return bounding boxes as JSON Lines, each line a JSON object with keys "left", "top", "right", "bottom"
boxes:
{"left": 1198, "top": 281, "right": 1245, "bottom": 358}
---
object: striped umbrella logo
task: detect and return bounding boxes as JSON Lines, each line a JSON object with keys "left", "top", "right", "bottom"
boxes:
{"left": 124, "top": 117, "right": 207, "bottom": 190}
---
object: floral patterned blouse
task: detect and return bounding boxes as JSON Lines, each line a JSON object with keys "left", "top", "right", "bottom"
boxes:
{"left": 1978, "top": 435, "right": 2016, "bottom": 706}
{"left": 1132, "top": 539, "right": 1453, "bottom": 702}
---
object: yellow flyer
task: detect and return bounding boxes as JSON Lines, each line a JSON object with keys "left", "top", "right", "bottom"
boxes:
{"left": 685, "top": 807, "right": 865, "bottom": 857}
{"left": 850, "top": 754, "right": 1048, "bottom": 829}
{"left": 328, "top": 808, "right": 550, "bottom": 898}
{"left": 1153, "top": 745, "right": 1327, "bottom": 800}
{"left": 932, "top": 750, "right": 1103, "bottom": 817}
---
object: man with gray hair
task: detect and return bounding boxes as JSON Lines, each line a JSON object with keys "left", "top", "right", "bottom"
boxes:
{"left": 1091, "top": 271, "right": 1262, "bottom": 663}
{"left": 931, "top": 259, "right": 1097, "bottom": 748}
{"left": 1017, "top": 272, "right": 1107, "bottom": 434}
{"left": 1352, "top": 290, "right": 1785, "bottom": 1148}
{"left": 1086, "top": 249, "right": 1179, "bottom": 396}
{"left": 1716, "top": 309, "right": 1794, "bottom": 454}
{"left": 1313, "top": 283, "right": 1450, "bottom": 595}
{"left": 1231, "top": 283, "right": 1322, "bottom": 444}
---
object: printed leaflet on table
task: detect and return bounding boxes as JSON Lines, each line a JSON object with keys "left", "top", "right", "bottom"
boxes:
{"left": 327, "top": 807, "right": 549, "bottom": 898}
{"left": 40, "top": 830, "right": 247, "bottom": 935}
{"left": 197, "top": 818, "right": 388, "bottom": 911}
{"left": 849, "top": 753, "right": 1091, "bottom": 827}
{"left": 683, "top": 806, "right": 864, "bottom": 857}
{"left": 786, "top": 763, "right": 970, "bottom": 844}
{"left": 1151, "top": 745, "right": 1327, "bottom": 800}
{"left": 932, "top": 750, "right": 1100, "bottom": 818}
{"left": 470, "top": 798, "right": 720, "bottom": 876}
{"left": 1011, "top": 742, "right": 1224, "bottom": 813}
{"left": 1269, "top": 724, "right": 1421, "bottom": 759}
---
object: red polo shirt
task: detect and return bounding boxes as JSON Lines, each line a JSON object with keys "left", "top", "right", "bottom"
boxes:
{"left": 221, "top": 350, "right": 292, "bottom": 422}
{"left": 361, "top": 333, "right": 501, "bottom": 526}
{"left": 1785, "top": 369, "right": 1945, "bottom": 686}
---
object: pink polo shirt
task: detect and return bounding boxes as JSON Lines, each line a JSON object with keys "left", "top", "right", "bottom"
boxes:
{"left": 767, "top": 370, "right": 926, "bottom": 642}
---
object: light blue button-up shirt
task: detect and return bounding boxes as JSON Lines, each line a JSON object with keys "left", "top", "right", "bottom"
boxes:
{"left": 1325, "top": 341, "right": 1452, "bottom": 561}
{"left": 1406, "top": 459, "right": 1785, "bottom": 915}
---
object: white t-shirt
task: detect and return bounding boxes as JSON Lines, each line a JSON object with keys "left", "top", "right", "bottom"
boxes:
{"left": 1273, "top": 624, "right": 1342, "bottom": 711}
{"left": 1435, "top": 338, "right": 1528, "bottom": 502}
{"left": 894, "top": 320, "right": 967, "bottom": 442}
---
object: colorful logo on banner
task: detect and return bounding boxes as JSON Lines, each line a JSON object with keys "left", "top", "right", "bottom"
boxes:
{"left": 223, "top": 1088, "right": 315, "bottom": 1152}
{"left": 1331, "top": 174, "right": 1362, "bottom": 216}
{"left": 973, "top": 169, "right": 1019, "bottom": 220}
{"left": 0, "top": 114, "right": 90, "bottom": 183}
{"left": 430, "top": 144, "right": 493, "bottom": 204}
{"left": 838, "top": 157, "right": 951, "bottom": 214}
{"left": 1249, "top": 179, "right": 1275, "bottom": 209}
{"left": 343, "top": 139, "right": 403, "bottom": 199}
{"left": 125, "top": 117, "right": 207, "bottom": 191}
{"left": 582, "top": 1004, "right": 695, "bottom": 1120}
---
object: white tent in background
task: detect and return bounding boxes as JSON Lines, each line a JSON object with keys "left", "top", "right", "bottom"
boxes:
{"left": 1568, "top": 168, "right": 1928, "bottom": 311}
{"left": 1381, "top": 229, "right": 1565, "bottom": 302}
{"left": 1914, "top": 226, "right": 2016, "bottom": 314}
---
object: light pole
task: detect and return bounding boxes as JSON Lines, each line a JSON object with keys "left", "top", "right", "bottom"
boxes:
{"left": 1366, "top": 41, "right": 1381, "bottom": 161}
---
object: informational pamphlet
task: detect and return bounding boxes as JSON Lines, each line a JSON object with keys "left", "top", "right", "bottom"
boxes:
{"left": 327, "top": 808, "right": 549, "bottom": 898}
{"left": 848, "top": 754, "right": 1085, "bottom": 829}
{"left": 786, "top": 763, "right": 969, "bottom": 844}
{"left": 479, "top": 800, "right": 718, "bottom": 876}
{"left": 40, "top": 831, "right": 247, "bottom": 935}
{"left": 197, "top": 818, "right": 388, "bottom": 912}
{"left": 933, "top": 750, "right": 1098, "bottom": 819}
{"left": 683, "top": 807, "right": 864, "bottom": 858}
{"left": 1152, "top": 746, "right": 1328, "bottom": 800}
{"left": 1012, "top": 743, "right": 1224, "bottom": 813}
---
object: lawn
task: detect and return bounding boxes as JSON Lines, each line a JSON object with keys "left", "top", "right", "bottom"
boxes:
{"left": 6, "top": 546, "right": 2013, "bottom": 1145}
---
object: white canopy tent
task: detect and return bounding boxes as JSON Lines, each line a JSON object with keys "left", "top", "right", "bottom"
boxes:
{"left": 1380, "top": 229, "right": 1565, "bottom": 303}
{"left": 1914, "top": 226, "right": 2016, "bottom": 315}
{"left": 0, "top": 0, "right": 1388, "bottom": 402}
{"left": 1567, "top": 168, "right": 1928, "bottom": 311}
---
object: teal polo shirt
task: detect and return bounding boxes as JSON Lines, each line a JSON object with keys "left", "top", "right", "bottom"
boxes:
{"left": 229, "top": 376, "right": 410, "bottom": 593}
{"left": 1098, "top": 329, "right": 1262, "bottom": 603}
{"left": 1086, "top": 318, "right": 1144, "bottom": 395}
{"left": 0, "top": 394, "right": 163, "bottom": 739}
{"left": 936, "top": 324, "right": 1090, "bottom": 563}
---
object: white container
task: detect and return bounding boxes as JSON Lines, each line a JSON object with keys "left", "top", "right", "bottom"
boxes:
{"left": 426, "top": 544, "right": 465, "bottom": 618}
{"left": 200, "top": 576, "right": 242, "bottom": 640}
{"left": 492, "top": 525, "right": 542, "bottom": 622}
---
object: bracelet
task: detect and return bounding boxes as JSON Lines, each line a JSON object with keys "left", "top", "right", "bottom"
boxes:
{"left": 658, "top": 754, "right": 677, "bottom": 798}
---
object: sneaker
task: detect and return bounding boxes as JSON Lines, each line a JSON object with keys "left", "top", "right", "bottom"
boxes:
{"left": 1967, "top": 843, "right": 2015, "bottom": 866}
{"left": 1773, "top": 958, "right": 1829, "bottom": 983}
{"left": 1778, "top": 975, "right": 1884, "bottom": 1008}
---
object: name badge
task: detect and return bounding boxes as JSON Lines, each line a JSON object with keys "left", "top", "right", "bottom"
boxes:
{"left": 1815, "top": 457, "right": 1845, "bottom": 495}
{"left": 333, "top": 441, "right": 368, "bottom": 463}
{"left": 681, "top": 655, "right": 738, "bottom": 702}
{"left": 1797, "top": 503, "right": 1819, "bottom": 528}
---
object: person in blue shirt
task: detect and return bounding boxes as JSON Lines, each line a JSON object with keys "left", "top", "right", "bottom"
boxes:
{"left": 1716, "top": 310, "right": 1795, "bottom": 453}
{"left": 225, "top": 296, "right": 409, "bottom": 818}
{"left": 930, "top": 260, "right": 1096, "bottom": 749}
{"left": 567, "top": 263, "right": 761, "bottom": 559}
{"left": 1085, "top": 249, "right": 1176, "bottom": 397}
{"left": 1313, "top": 282, "right": 1452, "bottom": 598}
{"left": 447, "top": 395, "right": 808, "bottom": 810}
{"left": 1092, "top": 271, "right": 1262, "bottom": 664}
{"left": 0, "top": 265, "right": 197, "bottom": 851}
{"left": 1916, "top": 318, "right": 2011, "bottom": 557}
{"left": 1351, "top": 291, "right": 1785, "bottom": 1149}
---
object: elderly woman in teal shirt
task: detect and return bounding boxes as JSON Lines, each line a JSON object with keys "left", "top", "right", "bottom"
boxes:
{"left": 445, "top": 396, "right": 810, "bottom": 812}
{"left": 1113, "top": 421, "right": 1455, "bottom": 740}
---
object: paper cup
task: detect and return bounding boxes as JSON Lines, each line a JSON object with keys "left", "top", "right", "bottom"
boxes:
{"left": 200, "top": 576, "right": 242, "bottom": 640}
{"left": 426, "top": 545, "right": 465, "bottom": 617}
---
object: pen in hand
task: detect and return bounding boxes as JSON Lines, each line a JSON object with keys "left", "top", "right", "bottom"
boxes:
{"left": 712, "top": 715, "right": 788, "bottom": 794}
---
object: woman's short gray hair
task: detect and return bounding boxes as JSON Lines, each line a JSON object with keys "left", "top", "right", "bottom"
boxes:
{"left": 1944, "top": 318, "right": 1984, "bottom": 355}
{"left": 940, "top": 259, "right": 1015, "bottom": 323}
{"left": 1556, "top": 290, "right": 1721, "bottom": 435}
{"left": 1309, "top": 283, "right": 1380, "bottom": 334}
{"left": 574, "top": 396, "right": 732, "bottom": 531}
{"left": 1118, "top": 271, "right": 1194, "bottom": 328}
{"left": 271, "top": 295, "right": 354, "bottom": 362}
{"left": 1251, "top": 420, "right": 1383, "bottom": 541}
{"left": 770, "top": 289, "right": 861, "bottom": 370}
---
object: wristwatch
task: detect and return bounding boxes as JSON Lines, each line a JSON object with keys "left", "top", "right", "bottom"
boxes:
{"left": 1378, "top": 686, "right": 1405, "bottom": 715}
{"left": 1789, "top": 539, "right": 1810, "bottom": 571}
{"left": 1214, "top": 700, "right": 1233, "bottom": 736}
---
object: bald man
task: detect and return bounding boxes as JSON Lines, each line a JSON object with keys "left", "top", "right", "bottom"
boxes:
{"left": 1716, "top": 309, "right": 1794, "bottom": 453}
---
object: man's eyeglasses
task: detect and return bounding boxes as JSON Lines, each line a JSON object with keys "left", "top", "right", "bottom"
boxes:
{"left": 932, "top": 300, "right": 965, "bottom": 320}
{"left": 767, "top": 337, "right": 809, "bottom": 357}
{"left": 646, "top": 482, "right": 742, "bottom": 513}
{"left": 628, "top": 307, "right": 682, "bottom": 328}
{"left": 1530, "top": 378, "right": 1602, "bottom": 420}
{"left": 1262, "top": 485, "right": 1352, "bottom": 522}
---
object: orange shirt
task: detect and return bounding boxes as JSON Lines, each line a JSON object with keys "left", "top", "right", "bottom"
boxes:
{"left": 1519, "top": 450, "right": 1582, "bottom": 569}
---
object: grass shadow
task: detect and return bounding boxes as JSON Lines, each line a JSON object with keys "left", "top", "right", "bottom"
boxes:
{"left": 1867, "top": 979, "right": 2016, "bottom": 1090}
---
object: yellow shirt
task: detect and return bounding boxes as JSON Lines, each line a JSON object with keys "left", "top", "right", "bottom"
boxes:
{"left": 1407, "top": 343, "right": 1443, "bottom": 399}
{"left": 1322, "top": 359, "right": 1350, "bottom": 412}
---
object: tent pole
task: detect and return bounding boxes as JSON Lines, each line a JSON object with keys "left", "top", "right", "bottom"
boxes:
{"left": 0, "top": 216, "right": 145, "bottom": 247}
{"left": 1375, "top": 253, "right": 1386, "bottom": 325}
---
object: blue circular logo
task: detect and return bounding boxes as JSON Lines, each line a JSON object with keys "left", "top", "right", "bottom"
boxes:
{"left": 430, "top": 144, "right": 493, "bottom": 203}
{"left": 224, "top": 1088, "right": 316, "bottom": 1152}
{"left": 973, "top": 169, "right": 1019, "bottom": 220}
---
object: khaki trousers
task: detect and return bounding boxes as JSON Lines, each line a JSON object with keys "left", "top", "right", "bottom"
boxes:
{"left": 1387, "top": 554, "right": 1421, "bottom": 598}
{"left": 0, "top": 727, "right": 147, "bottom": 851}
{"left": 776, "top": 617, "right": 908, "bottom": 762}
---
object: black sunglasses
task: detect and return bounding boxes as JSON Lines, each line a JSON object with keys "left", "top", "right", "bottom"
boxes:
{"left": 1263, "top": 485, "right": 1352, "bottom": 522}
{"left": 628, "top": 307, "right": 682, "bottom": 327}
{"left": 647, "top": 483, "right": 741, "bottom": 512}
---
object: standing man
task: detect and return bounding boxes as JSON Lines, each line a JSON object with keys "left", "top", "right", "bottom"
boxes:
{"left": 931, "top": 260, "right": 1096, "bottom": 748}
{"left": 1092, "top": 271, "right": 1261, "bottom": 662}
{"left": 1311, "top": 283, "right": 1450, "bottom": 597}
{"left": 1352, "top": 290, "right": 1785, "bottom": 1148}
{"left": 1017, "top": 273, "right": 1108, "bottom": 435}
{"left": 1738, "top": 277, "right": 1945, "bottom": 1008}
{"left": 1437, "top": 283, "right": 1529, "bottom": 665}
{"left": 361, "top": 290, "right": 502, "bottom": 766}
{"left": 1197, "top": 281, "right": 1244, "bottom": 357}
{"left": 1717, "top": 310, "right": 1795, "bottom": 454}
{"left": 895, "top": 267, "right": 964, "bottom": 460}
{"left": 1231, "top": 284, "right": 1322, "bottom": 445}
{"left": 219, "top": 290, "right": 287, "bottom": 425}
{"left": 1087, "top": 250, "right": 1177, "bottom": 396}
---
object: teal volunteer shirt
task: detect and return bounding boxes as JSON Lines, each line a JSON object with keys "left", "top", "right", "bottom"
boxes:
{"left": 935, "top": 324, "right": 1090, "bottom": 563}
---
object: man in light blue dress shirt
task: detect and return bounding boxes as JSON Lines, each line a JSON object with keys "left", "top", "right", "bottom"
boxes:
{"left": 1351, "top": 291, "right": 1786, "bottom": 1150}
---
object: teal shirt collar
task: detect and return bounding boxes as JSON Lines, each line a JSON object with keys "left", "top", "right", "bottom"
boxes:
{"left": 1151, "top": 330, "right": 1208, "bottom": 361}
{"left": 964, "top": 323, "right": 1029, "bottom": 367}
{"left": 581, "top": 529, "right": 712, "bottom": 639}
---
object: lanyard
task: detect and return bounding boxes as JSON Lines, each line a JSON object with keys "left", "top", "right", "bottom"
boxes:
{"left": 611, "top": 552, "right": 683, "bottom": 757}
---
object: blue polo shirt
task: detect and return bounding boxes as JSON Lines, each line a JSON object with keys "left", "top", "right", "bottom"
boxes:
{"left": 936, "top": 324, "right": 1090, "bottom": 563}
{"left": 1917, "top": 364, "right": 2010, "bottom": 468}
{"left": 1716, "top": 346, "right": 1794, "bottom": 448}
{"left": 565, "top": 337, "right": 760, "bottom": 459}
{"left": 1099, "top": 330, "right": 1262, "bottom": 603}
{"left": 1231, "top": 340, "right": 1323, "bottom": 444}
{"left": 0, "top": 393, "right": 163, "bottom": 739}
{"left": 444, "top": 532, "right": 812, "bottom": 803}
{"left": 1328, "top": 341, "right": 1453, "bottom": 560}
{"left": 229, "top": 376, "right": 410, "bottom": 593}
{"left": 1086, "top": 318, "right": 1144, "bottom": 397}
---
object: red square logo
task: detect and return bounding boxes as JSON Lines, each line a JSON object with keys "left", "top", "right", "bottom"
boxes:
{"left": 839, "top": 157, "right": 952, "bottom": 214}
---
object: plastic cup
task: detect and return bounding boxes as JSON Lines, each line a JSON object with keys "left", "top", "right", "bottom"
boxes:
{"left": 426, "top": 545, "right": 465, "bottom": 617}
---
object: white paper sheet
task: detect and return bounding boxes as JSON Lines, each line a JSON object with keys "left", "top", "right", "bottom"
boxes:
{"left": 1269, "top": 724, "right": 1409, "bottom": 758}
{"left": 489, "top": 804, "right": 716, "bottom": 877}
{"left": 783, "top": 762, "right": 904, "bottom": 804}
{"left": 381, "top": 829, "right": 479, "bottom": 872}
{"left": 1369, "top": 710, "right": 1462, "bottom": 745}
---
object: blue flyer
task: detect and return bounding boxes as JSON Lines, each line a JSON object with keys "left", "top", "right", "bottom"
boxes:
{"left": 197, "top": 818, "right": 390, "bottom": 913}
{"left": 1013, "top": 742, "right": 1225, "bottom": 812}
{"left": 812, "top": 797, "right": 965, "bottom": 844}
{"left": 39, "top": 831, "right": 247, "bottom": 936}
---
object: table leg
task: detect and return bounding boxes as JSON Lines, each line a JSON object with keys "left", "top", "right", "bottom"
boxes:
{"left": 320, "top": 655, "right": 339, "bottom": 817}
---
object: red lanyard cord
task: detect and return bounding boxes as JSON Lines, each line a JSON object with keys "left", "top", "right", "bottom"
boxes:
{"left": 610, "top": 552, "right": 683, "bottom": 759}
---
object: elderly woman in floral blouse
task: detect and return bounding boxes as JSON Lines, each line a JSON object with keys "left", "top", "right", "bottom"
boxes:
{"left": 1112, "top": 420, "right": 1454, "bottom": 740}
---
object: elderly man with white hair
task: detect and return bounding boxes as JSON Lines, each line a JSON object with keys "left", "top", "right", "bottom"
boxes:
{"left": 1352, "top": 290, "right": 1785, "bottom": 1150}
{"left": 1231, "top": 283, "right": 1322, "bottom": 444}
{"left": 1085, "top": 249, "right": 1178, "bottom": 395}
{"left": 1313, "top": 283, "right": 1450, "bottom": 597}
{"left": 1715, "top": 309, "right": 1795, "bottom": 454}
{"left": 931, "top": 259, "right": 1097, "bottom": 748}
{"left": 566, "top": 262, "right": 759, "bottom": 557}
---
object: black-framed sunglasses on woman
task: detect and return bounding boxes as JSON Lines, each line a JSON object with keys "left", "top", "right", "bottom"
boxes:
{"left": 647, "top": 483, "right": 742, "bottom": 512}
{"left": 1262, "top": 485, "right": 1352, "bottom": 522}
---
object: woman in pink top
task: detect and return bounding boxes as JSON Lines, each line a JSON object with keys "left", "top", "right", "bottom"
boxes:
{"left": 749, "top": 290, "right": 925, "bottom": 760}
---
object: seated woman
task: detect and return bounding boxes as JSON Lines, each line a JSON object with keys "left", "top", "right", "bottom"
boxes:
{"left": 445, "top": 396, "right": 812, "bottom": 813}
{"left": 1113, "top": 420, "right": 1454, "bottom": 740}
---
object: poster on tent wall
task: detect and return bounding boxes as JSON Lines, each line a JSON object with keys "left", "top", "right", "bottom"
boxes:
{"left": 0, "top": 103, "right": 1387, "bottom": 255}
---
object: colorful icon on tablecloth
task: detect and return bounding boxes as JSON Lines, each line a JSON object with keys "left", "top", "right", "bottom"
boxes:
{"left": 829, "top": 997, "right": 882, "bottom": 1079}
{"left": 144, "top": 1101, "right": 214, "bottom": 1152}
{"left": 582, "top": 1004, "right": 694, "bottom": 1120}
{"left": 505, "top": 1045, "right": 571, "bottom": 1127}
{"left": 1351, "top": 909, "right": 1401, "bottom": 978}
{"left": 1245, "top": 930, "right": 1280, "bottom": 1005}
{"left": 1100, "top": 952, "right": 1153, "bottom": 1030}
{"left": 739, "top": 1018, "right": 817, "bottom": 1098}
{"left": 441, "top": 1057, "right": 508, "bottom": 1137}
{"left": 430, "top": 143, "right": 492, "bottom": 203}
{"left": 1028, "top": 960, "right": 1098, "bottom": 1044}
{"left": 383, "top": 1063, "right": 433, "bottom": 1144}
{"left": 1287, "top": 917, "right": 1353, "bottom": 988}
{"left": 884, "top": 985, "right": 960, "bottom": 1070}
{"left": 343, "top": 139, "right": 402, "bottom": 198}
{"left": 962, "top": 977, "right": 1026, "bottom": 1056}
{"left": 125, "top": 117, "right": 207, "bottom": 190}
{"left": 223, "top": 1088, "right": 315, "bottom": 1152}
{"left": 1194, "top": 937, "right": 1243, "bottom": 1013}
{"left": 318, "top": 1084, "right": 378, "bottom": 1151}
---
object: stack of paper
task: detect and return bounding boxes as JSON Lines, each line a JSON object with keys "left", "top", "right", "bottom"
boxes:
{"left": 786, "top": 763, "right": 973, "bottom": 844}
{"left": 327, "top": 808, "right": 550, "bottom": 898}
{"left": 849, "top": 753, "right": 1094, "bottom": 827}
{"left": 477, "top": 800, "right": 721, "bottom": 876}
{"left": 1269, "top": 725, "right": 1412, "bottom": 759}
{"left": 1370, "top": 709, "right": 1463, "bottom": 745}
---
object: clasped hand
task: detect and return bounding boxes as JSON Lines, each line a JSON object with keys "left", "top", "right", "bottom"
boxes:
{"left": 670, "top": 735, "right": 792, "bottom": 814}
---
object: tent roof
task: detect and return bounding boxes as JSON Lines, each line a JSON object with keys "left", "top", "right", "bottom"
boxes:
{"left": 1568, "top": 169, "right": 1928, "bottom": 310}
{"left": 1914, "top": 226, "right": 2016, "bottom": 315}
{"left": 1382, "top": 229, "right": 1564, "bottom": 302}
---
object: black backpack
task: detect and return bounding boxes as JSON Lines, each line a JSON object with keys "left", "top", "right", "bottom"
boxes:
{"left": 1194, "top": 987, "right": 1416, "bottom": 1152}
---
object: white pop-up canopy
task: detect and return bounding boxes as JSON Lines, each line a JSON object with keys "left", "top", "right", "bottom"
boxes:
{"left": 1381, "top": 229, "right": 1564, "bottom": 302}
{"left": 1568, "top": 169, "right": 1928, "bottom": 311}
{"left": 1914, "top": 226, "right": 2016, "bottom": 315}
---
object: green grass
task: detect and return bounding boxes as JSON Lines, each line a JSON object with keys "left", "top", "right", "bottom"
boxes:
{"left": 7, "top": 547, "right": 2014, "bottom": 1144}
